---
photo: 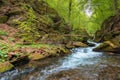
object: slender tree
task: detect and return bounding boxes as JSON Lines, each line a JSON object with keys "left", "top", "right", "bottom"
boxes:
{"left": 68, "top": 0, "right": 72, "bottom": 32}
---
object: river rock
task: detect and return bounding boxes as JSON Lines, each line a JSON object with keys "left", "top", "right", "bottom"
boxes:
{"left": 0, "top": 61, "right": 14, "bottom": 73}
{"left": 29, "top": 53, "right": 48, "bottom": 61}
{"left": 73, "top": 42, "right": 88, "bottom": 47}
{"left": 66, "top": 41, "right": 88, "bottom": 48}
{"left": 93, "top": 41, "right": 119, "bottom": 53}
{"left": 66, "top": 41, "right": 75, "bottom": 48}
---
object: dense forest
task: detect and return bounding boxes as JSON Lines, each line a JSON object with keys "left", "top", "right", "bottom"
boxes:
{"left": 0, "top": 0, "right": 120, "bottom": 80}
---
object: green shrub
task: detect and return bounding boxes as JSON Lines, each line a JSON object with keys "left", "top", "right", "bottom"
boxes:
{"left": 0, "top": 44, "right": 10, "bottom": 62}
{"left": 0, "top": 30, "right": 8, "bottom": 36}
{"left": 0, "top": 51, "right": 8, "bottom": 62}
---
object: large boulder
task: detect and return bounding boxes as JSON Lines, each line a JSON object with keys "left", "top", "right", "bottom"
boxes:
{"left": 66, "top": 41, "right": 88, "bottom": 49}
{"left": 93, "top": 41, "right": 117, "bottom": 52}
{"left": 93, "top": 40, "right": 120, "bottom": 54}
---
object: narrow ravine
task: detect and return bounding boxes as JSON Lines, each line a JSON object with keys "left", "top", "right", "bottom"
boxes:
{"left": 0, "top": 41, "right": 120, "bottom": 80}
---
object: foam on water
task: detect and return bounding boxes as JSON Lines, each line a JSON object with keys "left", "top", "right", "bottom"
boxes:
{"left": 38, "top": 41, "right": 103, "bottom": 80}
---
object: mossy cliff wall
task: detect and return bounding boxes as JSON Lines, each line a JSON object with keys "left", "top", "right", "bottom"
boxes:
{"left": 94, "top": 14, "right": 120, "bottom": 53}
{"left": 0, "top": 0, "right": 70, "bottom": 43}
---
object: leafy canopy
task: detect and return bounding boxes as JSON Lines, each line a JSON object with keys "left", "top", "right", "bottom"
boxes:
{"left": 45, "top": 0, "right": 120, "bottom": 34}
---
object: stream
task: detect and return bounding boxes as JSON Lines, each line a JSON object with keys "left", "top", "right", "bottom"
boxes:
{"left": 0, "top": 41, "right": 120, "bottom": 80}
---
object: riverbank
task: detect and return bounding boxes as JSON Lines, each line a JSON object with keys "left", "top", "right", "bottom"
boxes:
{"left": 0, "top": 24, "right": 89, "bottom": 73}
{"left": 0, "top": 24, "right": 69, "bottom": 72}
{"left": 0, "top": 43, "right": 70, "bottom": 73}
{"left": 1, "top": 42, "right": 120, "bottom": 80}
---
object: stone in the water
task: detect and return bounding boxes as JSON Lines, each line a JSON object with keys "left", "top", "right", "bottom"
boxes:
{"left": 66, "top": 41, "right": 88, "bottom": 48}
{"left": 0, "top": 61, "right": 14, "bottom": 73}
{"left": 72, "top": 42, "right": 88, "bottom": 47}
{"left": 93, "top": 41, "right": 120, "bottom": 54}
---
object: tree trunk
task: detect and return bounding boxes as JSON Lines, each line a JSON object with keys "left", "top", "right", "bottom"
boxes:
{"left": 68, "top": 0, "right": 72, "bottom": 32}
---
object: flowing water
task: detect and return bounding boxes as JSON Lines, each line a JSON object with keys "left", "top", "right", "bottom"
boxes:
{"left": 0, "top": 41, "right": 120, "bottom": 80}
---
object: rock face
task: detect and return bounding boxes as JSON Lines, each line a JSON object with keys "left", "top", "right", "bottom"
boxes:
{"left": 95, "top": 14, "right": 120, "bottom": 53}
{"left": 0, "top": 0, "right": 73, "bottom": 73}
{"left": 0, "top": 0, "right": 70, "bottom": 43}
{"left": 95, "top": 14, "right": 120, "bottom": 42}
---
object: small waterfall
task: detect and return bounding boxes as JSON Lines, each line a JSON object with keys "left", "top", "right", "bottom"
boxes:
{"left": 37, "top": 41, "right": 102, "bottom": 80}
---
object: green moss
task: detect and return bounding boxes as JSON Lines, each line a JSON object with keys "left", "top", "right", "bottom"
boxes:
{"left": 29, "top": 53, "right": 48, "bottom": 60}
{"left": 0, "top": 61, "right": 14, "bottom": 73}
{"left": 0, "top": 42, "right": 55, "bottom": 62}
{"left": 93, "top": 42, "right": 114, "bottom": 52}
{"left": 0, "top": 30, "right": 8, "bottom": 36}
{"left": 14, "top": 4, "right": 40, "bottom": 43}
{"left": 0, "top": 51, "right": 8, "bottom": 62}
{"left": 16, "top": 43, "right": 54, "bottom": 49}
{"left": 0, "top": 15, "right": 8, "bottom": 23}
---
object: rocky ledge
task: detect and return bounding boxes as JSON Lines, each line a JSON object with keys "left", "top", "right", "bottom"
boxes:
{"left": 94, "top": 14, "right": 120, "bottom": 54}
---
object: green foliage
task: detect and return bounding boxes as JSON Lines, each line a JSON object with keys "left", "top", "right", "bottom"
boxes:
{"left": 0, "top": 41, "right": 54, "bottom": 62}
{"left": 15, "top": 4, "right": 40, "bottom": 43}
{"left": 0, "top": 30, "right": 8, "bottom": 36}
{"left": 16, "top": 43, "right": 54, "bottom": 49}
{"left": 45, "top": 0, "right": 119, "bottom": 35}
{"left": 0, "top": 44, "right": 8, "bottom": 62}
{"left": 0, "top": 51, "right": 7, "bottom": 62}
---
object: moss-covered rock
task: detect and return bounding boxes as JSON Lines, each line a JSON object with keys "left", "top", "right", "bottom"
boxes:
{"left": 29, "top": 53, "right": 48, "bottom": 61}
{"left": 66, "top": 41, "right": 75, "bottom": 49}
{"left": 0, "top": 15, "right": 8, "bottom": 23}
{"left": 0, "top": 61, "right": 14, "bottom": 73}
{"left": 66, "top": 41, "right": 88, "bottom": 49}
{"left": 72, "top": 42, "right": 88, "bottom": 47}
{"left": 28, "top": 46, "right": 70, "bottom": 61}
{"left": 93, "top": 41, "right": 118, "bottom": 52}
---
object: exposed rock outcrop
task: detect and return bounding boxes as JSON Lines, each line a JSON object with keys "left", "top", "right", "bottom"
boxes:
{"left": 0, "top": 0, "right": 72, "bottom": 73}
{"left": 0, "top": 0, "right": 70, "bottom": 44}
{"left": 94, "top": 14, "right": 120, "bottom": 54}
